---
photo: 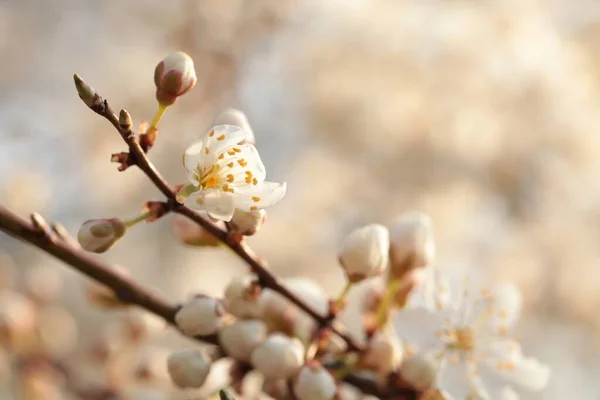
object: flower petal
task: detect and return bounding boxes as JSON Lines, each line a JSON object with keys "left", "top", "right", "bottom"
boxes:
{"left": 480, "top": 355, "right": 550, "bottom": 393}
{"left": 217, "top": 143, "right": 266, "bottom": 186}
{"left": 183, "top": 139, "right": 205, "bottom": 183}
{"left": 393, "top": 307, "right": 448, "bottom": 351}
{"left": 233, "top": 181, "right": 287, "bottom": 212}
{"left": 196, "top": 189, "right": 236, "bottom": 222}
{"left": 202, "top": 125, "right": 248, "bottom": 168}
{"left": 436, "top": 359, "right": 473, "bottom": 399}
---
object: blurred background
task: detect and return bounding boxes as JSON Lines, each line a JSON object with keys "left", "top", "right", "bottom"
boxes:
{"left": 0, "top": 0, "right": 599, "bottom": 398}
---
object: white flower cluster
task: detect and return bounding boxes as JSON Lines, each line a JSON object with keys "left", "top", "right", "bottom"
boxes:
{"left": 167, "top": 208, "right": 550, "bottom": 399}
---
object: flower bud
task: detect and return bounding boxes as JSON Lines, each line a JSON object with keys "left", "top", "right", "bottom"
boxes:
{"left": 293, "top": 361, "right": 337, "bottom": 400}
{"left": 388, "top": 212, "right": 435, "bottom": 280}
{"left": 154, "top": 51, "right": 197, "bottom": 106}
{"left": 250, "top": 333, "right": 304, "bottom": 380}
{"left": 227, "top": 209, "right": 266, "bottom": 236}
{"left": 219, "top": 319, "right": 267, "bottom": 362}
{"left": 172, "top": 214, "right": 224, "bottom": 247}
{"left": 175, "top": 296, "right": 226, "bottom": 336}
{"left": 167, "top": 349, "right": 211, "bottom": 388}
{"left": 338, "top": 224, "right": 389, "bottom": 283}
{"left": 224, "top": 276, "right": 262, "bottom": 318}
{"left": 212, "top": 108, "right": 256, "bottom": 145}
{"left": 360, "top": 331, "right": 404, "bottom": 374}
{"left": 262, "top": 379, "right": 292, "bottom": 399}
{"left": 399, "top": 354, "right": 437, "bottom": 391}
{"left": 77, "top": 218, "right": 126, "bottom": 253}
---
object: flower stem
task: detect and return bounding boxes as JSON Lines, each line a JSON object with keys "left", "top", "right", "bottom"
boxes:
{"left": 334, "top": 281, "right": 353, "bottom": 309}
{"left": 375, "top": 280, "right": 401, "bottom": 329}
{"left": 149, "top": 103, "right": 168, "bottom": 129}
{"left": 123, "top": 211, "right": 152, "bottom": 228}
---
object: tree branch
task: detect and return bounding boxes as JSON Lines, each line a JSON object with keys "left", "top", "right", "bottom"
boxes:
{"left": 73, "top": 75, "right": 363, "bottom": 353}
{"left": 0, "top": 205, "right": 417, "bottom": 399}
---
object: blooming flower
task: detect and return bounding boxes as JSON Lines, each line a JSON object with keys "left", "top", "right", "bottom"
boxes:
{"left": 181, "top": 125, "right": 286, "bottom": 222}
{"left": 394, "top": 277, "right": 550, "bottom": 399}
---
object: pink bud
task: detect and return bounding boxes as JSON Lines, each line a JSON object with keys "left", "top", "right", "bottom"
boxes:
{"left": 154, "top": 51, "right": 197, "bottom": 106}
{"left": 77, "top": 218, "right": 125, "bottom": 253}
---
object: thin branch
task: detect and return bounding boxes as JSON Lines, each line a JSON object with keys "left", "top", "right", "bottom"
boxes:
{"left": 73, "top": 75, "right": 363, "bottom": 353}
{"left": 0, "top": 205, "right": 416, "bottom": 399}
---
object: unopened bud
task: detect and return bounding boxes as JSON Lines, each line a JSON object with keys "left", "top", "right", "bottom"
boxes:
{"left": 399, "top": 354, "right": 437, "bottom": 391}
{"left": 175, "top": 296, "right": 226, "bottom": 336}
{"left": 172, "top": 214, "right": 224, "bottom": 247}
{"left": 388, "top": 212, "right": 435, "bottom": 280}
{"left": 421, "top": 388, "right": 453, "bottom": 400}
{"left": 219, "top": 319, "right": 267, "bottom": 362}
{"left": 250, "top": 333, "right": 304, "bottom": 380}
{"left": 167, "top": 349, "right": 211, "bottom": 388}
{"left": 154, "top": 51, "right": 197, "bottom": 106}
{"left": 227, "top": 209, "right": 266, "bottom": 236}
{"left": 224, "top": 276, "right": 262, "bottom": 318}
{"left": 360, "top": 331, "right": 404, "bottom": 374}
{"left": 293, "top": 361, "right": 337, "bottom": 400}
{"left": 73, "top": 74, "right": 100, "bottom": 108}
{"left": 338, "top": 224, "right": 389, "bottom": 283}
{"left": 119, "top": 109, "right": 133, "bottom": 131}
{"left": 77, "top": 218, "right": 126, "bottom": 253}
{"left": 212, "top": 108, "right": 256, "bottom": 145}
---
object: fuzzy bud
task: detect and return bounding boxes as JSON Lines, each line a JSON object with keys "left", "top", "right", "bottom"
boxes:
{"left": 224, "top": 276, "right": 262, "bottom": 318}
{"left": 388, "top": 212, "right": 435, "bottom": 280}
{"left": 250, "top": 333, "right": 304, "bottom": 380}
{"left": 399, "top": 354, "right": 437, "bottom": 391}
{"left": 167, "top": 349, "right": 211, "bottom": 388}
{"left": 172, "top": 214, "right": 224, "bottom": 247}
{"left": 227, "top": 209, "right": 266, "bottom": 236}
{"left": 360, "top": 331, "right": 404, "bottom": 374}
{"left": 77, "top": 218, "right": 126, "bottom": 253}
{"left": 219, "top": 319, "right": 267, "bottom": 362}
{"left": 175, "top": 296, "right": 226, "bottom": 336}
{"left": 293, "top": 361, "right": 337, "bottom": 400}
{"left": 213, "top": 108, "right": 256, "bottom": 145}
{"left": 338, "top": 224, "right": 389, "bottom": 283}
{"left": 154, "top": 51, "right": 197, "bottom": 106}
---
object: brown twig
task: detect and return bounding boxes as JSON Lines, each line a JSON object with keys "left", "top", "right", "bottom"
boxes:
{"left": 0, "top": 205, "right": 416, "bottom": 399}
{"left": 72, "top": 75, "right": 363, "bottom": 353}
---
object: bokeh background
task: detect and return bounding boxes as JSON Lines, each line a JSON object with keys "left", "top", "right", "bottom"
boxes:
{"left": 1, "top": 0, "right": 599, "bottom": 398}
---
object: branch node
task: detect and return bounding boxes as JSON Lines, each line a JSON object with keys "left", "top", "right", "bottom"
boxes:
{"left": 30, "top": 213, "right": 54, "bottom": 242}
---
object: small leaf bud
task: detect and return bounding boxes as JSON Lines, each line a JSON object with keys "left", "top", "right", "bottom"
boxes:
{"left": 250, "top": 333, "right": 304, "bottom": 380}
{"left": 154, "top": 51, "right": 197, "bottom": 106}
{"left": 77, "top": 218, "right": 126, "bottom": 253}
{"left": 167, "top": 349, "right": 211, "bottom": 388}
{"left": 175, "top": 295, "right": 226, "bottom": 336}
{"left": 338, "top": 224, "right": 389, "bottom": 283}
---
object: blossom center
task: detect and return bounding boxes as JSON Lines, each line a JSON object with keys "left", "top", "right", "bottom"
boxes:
{"left": 452, "top": 326, "right": 475, "bottom": 352}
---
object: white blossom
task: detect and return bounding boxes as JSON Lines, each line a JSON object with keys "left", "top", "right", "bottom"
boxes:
{"left": 395, "top": 278, "right": 550, "bottom": 399}
{"left": 167, "top": 349, "right": 211, "bottom": 388}
{"left": 338, "top": 224, "right": 390, "bottom": 282}
{"left": 293, "top": 361, "right": 337, "bottom": 400}
{"left": 181, "top": 125, "right": 286, "bottom": 221}
{"left": 175, "top": 296, "right": 226, "bottom": 336}
{"left": 250, "top": 333, "right": 304, "bottom": 380}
